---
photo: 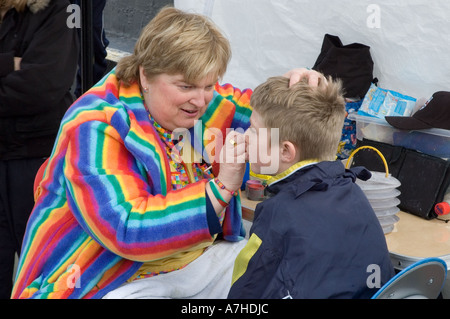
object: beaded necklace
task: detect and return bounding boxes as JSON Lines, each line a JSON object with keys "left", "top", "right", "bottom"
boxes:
{"left": 149, "top": 115, "right": 214, "bottom": 190}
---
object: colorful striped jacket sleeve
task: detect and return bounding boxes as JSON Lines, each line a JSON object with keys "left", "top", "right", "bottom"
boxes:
{"left": 11, "top": 70, "right": 252, "bottom": 299}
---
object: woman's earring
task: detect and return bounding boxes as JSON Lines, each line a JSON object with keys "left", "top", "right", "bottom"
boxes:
{"left": 143, "top": 87, "right": 149, "bottom": 94}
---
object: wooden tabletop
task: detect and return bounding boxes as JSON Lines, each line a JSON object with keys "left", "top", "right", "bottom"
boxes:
{"left": 386, "top": 211, "right": 450, "bottom": 267}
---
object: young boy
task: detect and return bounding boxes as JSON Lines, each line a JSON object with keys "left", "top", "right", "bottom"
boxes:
{"left": 228, "top": 76, "right": 395, "bottom": 299}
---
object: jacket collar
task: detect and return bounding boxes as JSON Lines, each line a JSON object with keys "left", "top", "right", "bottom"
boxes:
{"left": 267, "top": 159, "right": 319, "bottom": 187}
{"left": 266, "top": 160, "right": 372, "bottom": 197}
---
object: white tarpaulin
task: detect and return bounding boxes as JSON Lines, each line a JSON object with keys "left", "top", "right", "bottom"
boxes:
{"left": 175, "top": 0, "right": 450, "bottom": 100}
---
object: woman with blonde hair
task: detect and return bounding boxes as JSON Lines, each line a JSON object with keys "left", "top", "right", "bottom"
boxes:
{"left": 12, "top": 6, "right": 323, "bottom": 299}
{"left": 0, "top": 0, "right": 78, "bottom": 299}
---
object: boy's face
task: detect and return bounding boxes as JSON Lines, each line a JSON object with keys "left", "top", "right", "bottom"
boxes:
{"left": 246, "top": 110, "right": 281, "bottom": 175}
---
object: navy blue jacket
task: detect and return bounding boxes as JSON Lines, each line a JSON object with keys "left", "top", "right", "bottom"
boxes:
{"left": 228, "top": 160, "right": 395, "bottom": 299}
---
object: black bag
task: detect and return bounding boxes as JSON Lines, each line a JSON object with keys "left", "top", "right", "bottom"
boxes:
{"left": 312, "top": 34, "right": 375, "bottom": 100}
{"left": 351, "top": 139, "right": 450, "bottom": 220}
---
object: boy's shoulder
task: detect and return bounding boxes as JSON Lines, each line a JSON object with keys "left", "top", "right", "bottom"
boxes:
{"left": 252, "top": 187, "right": 305, "bottom": 232}
{"left": 256, "top": 160, "right": 373, "bottom": 222}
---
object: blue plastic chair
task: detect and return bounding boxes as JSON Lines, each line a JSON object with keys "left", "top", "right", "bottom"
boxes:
{"left": 372, "top": 257, "right": 447, "bottom": 299}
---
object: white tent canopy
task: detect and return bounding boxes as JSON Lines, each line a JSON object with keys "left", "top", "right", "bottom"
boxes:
{"left": 175, "top": 0, "right": 450, "bottom": 100}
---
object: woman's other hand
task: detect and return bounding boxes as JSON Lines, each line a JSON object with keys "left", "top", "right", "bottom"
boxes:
{"left": 283, "top": 68, "right": 328, "bottom": 88}
{"left": 14, "top": 57, "right": 22, "bottom": 71}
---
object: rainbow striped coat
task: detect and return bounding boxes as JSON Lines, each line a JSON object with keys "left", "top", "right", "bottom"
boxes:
{"left": 11, "top": 70, "right": 252, "bottom": 299}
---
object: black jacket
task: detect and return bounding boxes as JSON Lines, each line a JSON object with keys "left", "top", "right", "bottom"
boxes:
{"left": 0, "top": 0, "right": 78, "bottom": 160}
{"left": 229, "top": 161, "right": 395, "bottom": 299}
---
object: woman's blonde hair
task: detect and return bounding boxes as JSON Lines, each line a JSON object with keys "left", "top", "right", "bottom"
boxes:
{"left": 0, "top": 0, "right": 27, "bottom": 12}
{"left": 116, "top": 6, "right": 231, "bottom": 87}
{"left": 250, "top": 76, "right": 346, "bottom": 161}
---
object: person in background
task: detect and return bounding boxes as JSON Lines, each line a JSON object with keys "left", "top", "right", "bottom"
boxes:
{"left": 228, "top": 76, "right": 395, "bottom": 299}
{"left": 70, "top": 0, "right": 109, "bottom": 97}
{"left": 11, "top": 6, "right": 323, "bottom": 299}
{"left": 0, "top": 0, "right": 78, "bottom": 299}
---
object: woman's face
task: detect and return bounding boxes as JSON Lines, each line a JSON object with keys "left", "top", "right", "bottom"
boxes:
{"left": 140, "top": 68, "right": 217, "bottom": 131}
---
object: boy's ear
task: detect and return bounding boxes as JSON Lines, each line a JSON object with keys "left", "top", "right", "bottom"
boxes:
{"left": 280, "top": 141, "right": 299, "bottom": 163}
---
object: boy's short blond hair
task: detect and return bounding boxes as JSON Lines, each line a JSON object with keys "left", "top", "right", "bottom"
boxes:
{"left": 116, "top": 6, "right": 231, "bottom": 86}
{"left": 250, "top": 76, "right": 346, "bottom": 161}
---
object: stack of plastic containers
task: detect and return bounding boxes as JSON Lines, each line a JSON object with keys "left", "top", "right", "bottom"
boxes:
{"left": 356, "top": 171, "right": 402, "bottom": 234}
{"left": 346, "top": 146, "right": 402, "bottom": 234}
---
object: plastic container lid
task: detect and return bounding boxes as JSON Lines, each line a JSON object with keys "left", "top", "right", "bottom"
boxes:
{"left": 356, "top": 172, "right": 401, "bottom": 191}
{"left": 369, "top": 197, "right": 401, "bottom": 209}
{"left": 382, "top": 224, "right": 395, "bottom": 234}
{"left": 363, "top": 188, "right": 401, "bottom": 200}
{"left": 373, "top": 206, "right": 400, "bottom": 217}
{"left": 378, "top": 215, "right": 400, "bottom": 227}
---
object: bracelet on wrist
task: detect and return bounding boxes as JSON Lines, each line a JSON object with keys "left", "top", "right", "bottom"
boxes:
{"left": 214, "top": 178, "right": 239, "bottom": 197}
{"left": 209, "top": 180, "right": 229, "bottom": 208}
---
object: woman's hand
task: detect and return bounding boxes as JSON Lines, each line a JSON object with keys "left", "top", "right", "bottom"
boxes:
{"left": 206, "top": 131, "right": 247, "bottom": 215}
{"left": 14, "top": 57, "right": 22, "bottom": 71}
{"left": 283, "top": 68, "right": 327, "bottom": 88}
{"left": 217, "top": 131, "right": 247, "bottom": 193}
